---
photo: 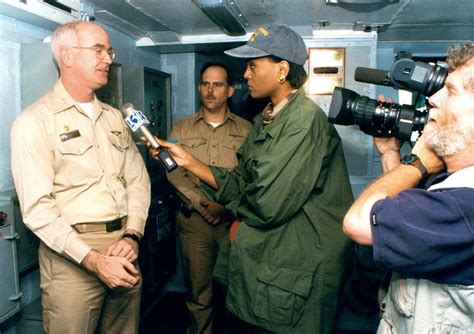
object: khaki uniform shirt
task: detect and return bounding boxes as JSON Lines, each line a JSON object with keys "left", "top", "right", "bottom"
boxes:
{"left": 166, "top": 108, "right": 251, "bottom": 215}
{"left": 11, "top": 80, "right": 151, "bottom": 263}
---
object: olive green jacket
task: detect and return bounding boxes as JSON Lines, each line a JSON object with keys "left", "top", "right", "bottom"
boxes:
{"left": 207, "top": 89, "right": 354, "bottom": 333}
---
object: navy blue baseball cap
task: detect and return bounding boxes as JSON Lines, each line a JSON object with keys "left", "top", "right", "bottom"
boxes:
{"left": 225, "top": 25, "right": 308, "bottom": 66}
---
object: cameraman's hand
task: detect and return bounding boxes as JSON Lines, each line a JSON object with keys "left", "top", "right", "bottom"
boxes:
{"left": 374, "top": 95, "right": 402, "bottom": 172}
{"left": 374, "top": 137, "right": 402, "bottom": 173}
{"left": 411, "top": 134, "right": 445, "bottom": 174}
{"left": 373, "top": 136, "right": 401, "bottom": 156}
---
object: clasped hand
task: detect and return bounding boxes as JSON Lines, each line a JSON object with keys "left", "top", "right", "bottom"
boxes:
{"left": 199, "top": 199, "right": 228, "bottom": 225}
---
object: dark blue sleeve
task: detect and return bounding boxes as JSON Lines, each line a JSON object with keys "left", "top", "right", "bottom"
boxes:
{"left": 370, "top": 187, "right": 474, "bottom": 285}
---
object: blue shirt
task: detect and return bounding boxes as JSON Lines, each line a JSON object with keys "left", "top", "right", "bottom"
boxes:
{"left": 371, "top": 168, "right": 474, "bottom": 285}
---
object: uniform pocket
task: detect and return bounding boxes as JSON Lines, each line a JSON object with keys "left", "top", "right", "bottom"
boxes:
{"left": 181, "top": 138, "right": 207, "bottom": 149}
{"left": 254, "top": 262, "right": 313, "bottom": 326}
{"left": 107, "top": 133, "right": 130, "bottom": 152}
{"left": 57, "top": 136, "right": 92, "bottom": 155}
{"left": 106, "top": 133, "right": 130, "bottom": 173}
{"left": 221, "top": 138, "right": 244, "bottom": 152}
{"left": 181, "top": 138, "right": 207, "bottom": 158}
{"left": 57, "top": 136, "right": 96, "bottom": 186}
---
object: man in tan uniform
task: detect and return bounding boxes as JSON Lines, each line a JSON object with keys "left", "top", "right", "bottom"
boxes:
{"left": 10, "top": 21, "right": 150, "bottom": 333}
{"left": 167, "top": 62, "right": 251, "bottom": 333}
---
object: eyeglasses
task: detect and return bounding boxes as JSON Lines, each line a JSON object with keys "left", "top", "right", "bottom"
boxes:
{"left": 72, "top": 45, "right": 115, "bottom": 60}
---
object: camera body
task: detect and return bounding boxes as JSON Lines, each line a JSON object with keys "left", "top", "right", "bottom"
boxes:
{"left": 328, "top": 59, "right": 448, "bottom": 141}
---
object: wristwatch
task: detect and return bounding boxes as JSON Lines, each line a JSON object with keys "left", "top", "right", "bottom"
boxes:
{"left": 401, "top": 153, "right": 427, "bottom": 177}
{"left": 121, "top": 233, "right": 140, "bottom": 244}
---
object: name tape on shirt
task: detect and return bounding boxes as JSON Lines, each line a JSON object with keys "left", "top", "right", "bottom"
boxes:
{"left": 59, "top": 129, "right": 81, "bottom": 142}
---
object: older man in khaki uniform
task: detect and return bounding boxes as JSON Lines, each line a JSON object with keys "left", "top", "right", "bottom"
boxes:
{"left": 11, "top": 21, "right": 150, "bottom": 334}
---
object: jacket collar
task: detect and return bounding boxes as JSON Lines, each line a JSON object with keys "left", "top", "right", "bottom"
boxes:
{"left": 255, "top": 88, "right": 306, "bottom": 140}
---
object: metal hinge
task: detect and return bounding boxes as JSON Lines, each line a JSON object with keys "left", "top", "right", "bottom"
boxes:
{"left": 4, "top": 233, "right": 20, "bottom": 241}
{"left": 9, "top": 292, "right": 23, "bottom": 301}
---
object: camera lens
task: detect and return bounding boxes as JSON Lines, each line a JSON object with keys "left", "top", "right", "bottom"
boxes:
{"left": 359, "top": 99, "right": 401, "bottom": 138}
{"left": 328, "top": 87, "right": 427, "bottom": 141}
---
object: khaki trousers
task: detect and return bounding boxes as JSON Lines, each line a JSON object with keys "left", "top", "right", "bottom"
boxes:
{"left": 178, "top": 211, "right": 229, "bottom": 334}
{"left": 38, "top": 228, "right": 142, "bottom": 334}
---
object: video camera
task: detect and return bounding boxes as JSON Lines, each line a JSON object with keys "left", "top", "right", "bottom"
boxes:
{"left": 328, "top": 59, "right": 448, "bottom": 141}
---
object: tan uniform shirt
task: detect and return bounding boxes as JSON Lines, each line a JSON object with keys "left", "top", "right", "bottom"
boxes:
{"left": 167, "top": 108, "right": 251, "bottom": 215}
{"left": 11, "top": 80, "right": 151, "bottom": 263}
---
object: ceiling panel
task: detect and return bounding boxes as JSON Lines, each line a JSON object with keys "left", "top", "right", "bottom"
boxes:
{"left": 82, "top": 0, "right": 474, "bottom": 52}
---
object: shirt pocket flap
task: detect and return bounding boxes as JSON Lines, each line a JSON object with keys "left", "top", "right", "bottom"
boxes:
{"left": 221, "top": 138, "right": 244, "bottom": 151}
{"left": 107, "top": 133, "right": 130, "bottom": 152}
{"left": 257, "top": 262, "right": 313, "bottom": 298}
{"left": 57, "top": 136, "right": 92, "bottom": 155}
{"left": 181, "top": 138, "right": 207, "bottom": 149}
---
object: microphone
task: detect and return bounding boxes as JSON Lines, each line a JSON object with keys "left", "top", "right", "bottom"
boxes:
{"left": 354, "top": 67, "right": 393, "bottom": 87}
{"left": 121, "top": 103, "right": 177, "bottom": 172}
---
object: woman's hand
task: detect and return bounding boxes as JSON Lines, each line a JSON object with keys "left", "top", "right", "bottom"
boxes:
{"left": 146, "top": 136, "right": 218, "bottom": 189}
{"left": 147, "top": 137, "right": 190, "bottom": 168}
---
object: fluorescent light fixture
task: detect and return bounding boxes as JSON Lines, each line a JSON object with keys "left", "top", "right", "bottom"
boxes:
{"left": 192, "top": 0, "right": 249, "bottom": 36}
{"left": 326, "top": 0, "right": 399, "bottom": 3}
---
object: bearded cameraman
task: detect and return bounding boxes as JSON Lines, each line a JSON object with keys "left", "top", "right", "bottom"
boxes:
{"left": 343, "top": 42, "right": 474, "bottom": 333}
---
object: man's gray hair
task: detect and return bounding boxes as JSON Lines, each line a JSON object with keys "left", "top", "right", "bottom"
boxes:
{"left": 50, "top": 21, "right": 87, "bottom": 65}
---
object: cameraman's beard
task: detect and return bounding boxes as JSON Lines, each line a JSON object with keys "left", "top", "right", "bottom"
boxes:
{"left": 424, "top": 116, "right": 472, "bottom": 157}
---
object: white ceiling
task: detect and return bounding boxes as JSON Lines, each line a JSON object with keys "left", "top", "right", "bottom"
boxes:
{"left": 82, "top": 0, "right": 473, "bottom": 53}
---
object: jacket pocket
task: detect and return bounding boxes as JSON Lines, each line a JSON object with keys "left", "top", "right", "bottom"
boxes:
{"left": 431, "top": 325, "right": 474, "bottom": 334}
{"left": 387, "top": 276, "right": 417, "bottom": 317}
{"left": 254, "top": 262, "right": 313, "bottom": 326}
{"left": 442, "top": 285, "right": 474, "bottom": 332}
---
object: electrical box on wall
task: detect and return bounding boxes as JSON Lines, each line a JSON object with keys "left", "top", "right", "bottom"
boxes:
{"left": 122, "top": 67, "right": 172, "bottom": 142}
{"left": 0, "top": 0, "right": 80, "bottom": 30}
{"left": 121, "top": 67, "right": 172, "bottom": 176}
